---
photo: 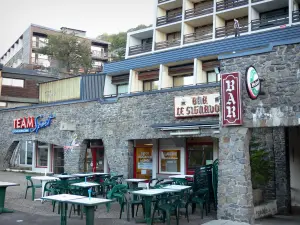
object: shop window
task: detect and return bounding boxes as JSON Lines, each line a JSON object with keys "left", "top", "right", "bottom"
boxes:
{"left": 135, "top": 147, "right": 153, "bottom": 179}
{"left": 117, "top": 84, "right": 128, "bottom": 95}
{"left": 207, "top": 71, "right": 220, "bottom": 83}
{"left": 187, "top": 143, "right": 213, "bottom": 171}
{"left": 2, "top": 78, "right": 24, "bottom": 88}
{"left": 36, "top": 141, "right": 48, "bottom": 167}
{"left": 143, "top": 79, "right": 159, "bottom": 91}
{"left": 160, "top": 150, "right": 181, "bottom": 173}
{"left": 173, "top": 75, "right": 194, "bottom": 87}
{"left": 19, "top": 141, "right": 33, "bottom": 166}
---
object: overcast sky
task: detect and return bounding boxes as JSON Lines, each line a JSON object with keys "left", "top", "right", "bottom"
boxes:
{"left": 0, "top": 0, "right": 154, "bottom": 56}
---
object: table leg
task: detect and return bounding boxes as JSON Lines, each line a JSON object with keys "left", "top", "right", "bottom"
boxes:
{"left": 85, "top": 206, "right": 95, "bottom": 225}
{"left": 144, "top": 196, "right": 152, "bottom": 225}
{"left": 0, "top": 187, "right": 14, "bottom": 214}
{"left": 60, "top": 202, "right": 67, "bottom": 225}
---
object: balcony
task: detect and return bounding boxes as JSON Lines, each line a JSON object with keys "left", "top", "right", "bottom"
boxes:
{"left": 251, "top": 14, "right": 289, "bottom": 31}
{"left": 129, "top": 43, "right": 152, "bottom": 56}
{"left": 185, "top": 4, "right": 214, "bottom": 19}
{"left": 157, "top": 12, "right": 182, "bottom": 26}
{"left": 155, "top": 39, "right": 181, "bottom": 50}
{"left": 91, "top": 50, "right": 108, "bottom": 60}
{"left": 184, "top": 31, "right": 212, "bottom": 44}
{"left": 252, "top": 0, "right": 265, "bottom": 2}
{"left": 32, "top": 41, "right": 47, "bottom": 49}
{"left": 31, "top": 58, "right": 50, "bottom": 67}
{"left": 216, "top": 0, "right": 248, "bottom": 12}
{"left": 293, "top": 10, "right": 300, "bottom": 23}
{"left": 215, "top": 23, "right": 248, "bottom": 38}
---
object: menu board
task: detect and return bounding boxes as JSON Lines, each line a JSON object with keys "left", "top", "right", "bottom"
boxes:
{"left": 135, "top": 148, "right": 152, "bottom": 179}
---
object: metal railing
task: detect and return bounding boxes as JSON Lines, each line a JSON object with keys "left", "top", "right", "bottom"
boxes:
{"left": 184, "top": 32, "right": 213, "bottom": 44}
{"left": 292, "top": 10, "right": 300, "bottom": 23}
{"left": 129, "top": 43, "right": 153, "bottom": 56}
{"left": 32, "top": 41, "right": 47, "bottom": 49}
{"left": 157, "top": 12, "right": 182, "bottom": 26}
{"left": 215, "top": 23, "right": 248, "bottom": 38}
{"left": 251, "top": 14, "right": 289, "bottom": 31}
{"left": 185, "top": 4, "right": 214, "bottom": 19}
{"left": 216, "top": 0, "right": 248, "bottom": 12}
{"left": 252, "top": 0, "right": 265, "bottom": 3}
{"left": 158, "top": 0, "right": 171, "bottom": 3}
{"left": 31, "top": 58, "right": 50, "bottom": 66}
{"left": 155, "top": 39, "right": 181, "bottom": 50}
{"left": 91, "top": 50, "right": 108, "bottom": 59}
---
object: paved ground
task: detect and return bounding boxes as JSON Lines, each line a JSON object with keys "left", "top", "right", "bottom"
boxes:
{"left": 0, "top": 171, "right": 216, "bottom": 224}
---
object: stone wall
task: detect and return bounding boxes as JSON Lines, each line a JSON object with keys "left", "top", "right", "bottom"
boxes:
{"left": 0, "top": 85, "right": 220, "bottom": 176}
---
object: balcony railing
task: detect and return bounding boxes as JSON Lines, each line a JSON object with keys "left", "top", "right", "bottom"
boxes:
{"left": 215, "top": 23, "right": 248, "bottom": 38}
{"left": 158, "top": 0, "right": 171, "bottom": 3}
{"left": 293, "top": 10, "right": 300, "bottom": 23}
{"left": 252, "top": 0, "right": 265, "bottom": 3}
{"left": 251, "top": 14, "right": 289, "bottom": 31}
{"left": 91, "top": 50, "right": 108, "bottom": 59}
{"left": 184, "top": 32, "right": 213, "bottom": 44}
{"left": 32, "top": 41, "right": 47, "bottom": 49}
{"left": 157, "top": 12, "right": 182, "bottom": 26}
{"left": 31, "top": 58, "right": 50, "bottom": 66}
{"left": 185, "top": 4, "right": 214, "bottom": 19}
{"left": 155, "top": 39, "right": 181, "bottom": 50}
{"left": 216, "top": 0, "right": 248, "bottom": 12}
{"left": 129, "top": 43, "right": 152, "bottom": 56}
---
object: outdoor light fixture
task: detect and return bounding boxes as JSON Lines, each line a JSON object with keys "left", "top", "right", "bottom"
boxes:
{"left": 170, "top": 130, "right": 201, "bottom": 136}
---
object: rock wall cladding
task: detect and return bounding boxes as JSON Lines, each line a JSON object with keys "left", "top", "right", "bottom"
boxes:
{"left": 0, "top": 86, "right": 220, "bottom": 174}
{"left": 221, "top": 44, "right": 300, "bottom": 127}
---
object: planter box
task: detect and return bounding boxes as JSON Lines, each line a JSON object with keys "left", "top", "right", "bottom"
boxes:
{"left": 254, "top": 200, "right": 277, "bottom": 219}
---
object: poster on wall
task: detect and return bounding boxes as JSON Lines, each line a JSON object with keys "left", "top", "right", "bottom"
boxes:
{"left": 135, "top": 148, "right": 152, "bottom": 179}
{"left": 160, "top": 150, "right": 181, "bottom": 173}
{"left": 221, "top": 72, "right": 243, "bottom": 126}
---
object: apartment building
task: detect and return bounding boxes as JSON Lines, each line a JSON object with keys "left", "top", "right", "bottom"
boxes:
{"left": 126, "top": 0, "right": 300, "bottom": 58}
{"left": 0, "top": 24, "right": 110, "bottom": 77}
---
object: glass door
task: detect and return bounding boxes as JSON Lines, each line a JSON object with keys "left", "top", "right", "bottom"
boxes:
{"left": 84, "top": 148, "right": 104, "bottom": 172}
{"left": 53, "top": 146, "right": 64, "bottom": 174}
{"left": 135, "top": 147, "right": 152, "bottom": 179}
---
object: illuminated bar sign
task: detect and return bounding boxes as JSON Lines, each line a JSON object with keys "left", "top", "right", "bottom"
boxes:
{"left": 221, "top": 72, "right": 242, "bottom": 126}
{"left": 13, "top": 114, "right": 55, "bottom": 134}
{"left": 174, "top": 93, "right": 220, "bottom": 118}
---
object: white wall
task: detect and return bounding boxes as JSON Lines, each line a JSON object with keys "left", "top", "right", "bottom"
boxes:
{"left": 160, "top": 64, "right": 172, "bottom": 88}
{"left": 129, "top": 70, "right": 143, "bottom": 92}
{"left": 251, "top": 7, "right": 260, "bottom": 20}
{"left": 103, "top": 76, "right": 117, "bottom": 96}
{"left": 289, "top": 127, "right": 300, "bottom": 207}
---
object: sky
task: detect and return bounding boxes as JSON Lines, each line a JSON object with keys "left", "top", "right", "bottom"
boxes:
{"left": 0, "top": 0, "right": 154, "bottom": 56}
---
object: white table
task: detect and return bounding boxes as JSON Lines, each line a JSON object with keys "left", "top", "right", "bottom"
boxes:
{"left": 169, "top": 175, "right": 194, "bottom": 179}
{"left": 55, "top": 175, "right": 75, "bottom": 180}
{"left": 162, "top": 185, "right": 192, "bottom": 191}
{"left": 0, "top": 182, "right": 20, "bottom": 213}
{"left": 72, "top": 173, "right": 94, "bottom": 178}
{"left": 67, "top": 197, "right": 112, "bottom": 225}
{"left": 42, "top": 194, "right": 85, "bottom": 225}
{"left": 71, "top": 182, "right": 100, "bottom": 188}
{"left": 31, "top": 176, "right": 59, "bottom": 201}
{"left": 88, "top": 172, "right": 109, "bottom": 176}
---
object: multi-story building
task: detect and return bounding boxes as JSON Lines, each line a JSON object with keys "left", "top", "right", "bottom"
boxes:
{"left": 0, "top": 24, "right": 110, "bottom": 77}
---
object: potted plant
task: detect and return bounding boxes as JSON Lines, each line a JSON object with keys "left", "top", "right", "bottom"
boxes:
{"left": 250, "top": 146, "right": 273, "bottom": 206}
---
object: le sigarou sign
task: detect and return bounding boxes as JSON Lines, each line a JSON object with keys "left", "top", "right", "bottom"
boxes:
{"left": 13, "top": 114, "right": 55, "bottom": 134}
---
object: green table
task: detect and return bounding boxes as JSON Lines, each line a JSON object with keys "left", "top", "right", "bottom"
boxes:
{"left": 132, "top": 189, "right": 167, "bottom": 225}
{"left": 67, "top": 197, "right": 112, "bottom": 225}
{"left": 0, "top": 182, "right": 20, "bottom": 213}
{"left": 42, "top": 194, "right": 85, "bottom": 225}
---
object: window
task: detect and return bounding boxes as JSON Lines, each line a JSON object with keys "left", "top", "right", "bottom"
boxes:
{"left": 167, "top": 32, "right": 181, "bottom": 41}
{"left": 0, "top": 102, "right": 7, "bottom": 107}
{"left": 143, "top": 80, "right": 159, "bottom": 91}
{"left": 2, "top": 78, "right": 24, "bottom": 87}
{"left": 36, "top": 141, "right": 48, "bottom": 167}
{"left": 19, "top": 141, "right": 33, "bottom": 166}
{"left": 173, "top": 75, "right": 194, "bottom": 87}
{"left": 117, "top": 84, "right": 128, "bottom": 95}
{"left": 187, "top": 143, "right": 213, "bottom": 171}
{"left": 207, "top": 71, "right": 220, "bottom": 83}
{"left": 160, "top": 150, "right": 181, "bottom": 173}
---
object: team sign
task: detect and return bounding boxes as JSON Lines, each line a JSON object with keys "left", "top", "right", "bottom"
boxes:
{"left": 174, "top": 94, "right": 220, "bottom": 118}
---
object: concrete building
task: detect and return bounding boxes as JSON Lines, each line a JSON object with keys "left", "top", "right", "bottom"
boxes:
{"left": 0, "top": 1, "right": 300, "bottom": 225}
{"left": 0, "top": 24, "right": 110, "bottom": 77}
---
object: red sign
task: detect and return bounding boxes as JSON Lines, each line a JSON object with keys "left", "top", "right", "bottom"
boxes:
{"left": 221, "top": 72, "right": 242, "bottom": 126}
{"left": 13, "top": 117, "right": 35, "bottom": 129}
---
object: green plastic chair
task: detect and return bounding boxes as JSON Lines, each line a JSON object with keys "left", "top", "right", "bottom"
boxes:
{"left": 212, "top": 159, "right": 219, "bottom": 209}
{"left": 25, "top": 176, "right": 42, "bottom": 201}
{"left": 106, "top": 184, "right": 128, "bottom": 213}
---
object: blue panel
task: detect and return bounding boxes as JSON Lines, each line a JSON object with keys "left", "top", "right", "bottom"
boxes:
{"left": 104, "top": 25, "right": 300, "bottom": 74}
{"left": 81, "top": 74, "right": 106, "bottom": 100}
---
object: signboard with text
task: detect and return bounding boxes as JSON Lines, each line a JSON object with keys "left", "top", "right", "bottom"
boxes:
{"left": 221, "top": 72, "right": 242, "bottom": 126}
{"left": 174, "top": 93, "right": 220, "bottom": 118}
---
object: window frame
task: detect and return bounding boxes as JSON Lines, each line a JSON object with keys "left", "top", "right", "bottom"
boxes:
{"left": 206, "top": 71, "right": 219, "bottom": 83}
{"left": 173, "top": 74, "right": 194, "bottom": 87}
{"left": 116, "top": 83, "right": 129, "bottom": 95}
{"left": 2, "top": 78, "right": 25, "bottom": 88}
{"left": 36, "top": 141, "right": 49, "bottom": 168}
{"left": 143, "top": 79, "right": 159, "bottom": 92}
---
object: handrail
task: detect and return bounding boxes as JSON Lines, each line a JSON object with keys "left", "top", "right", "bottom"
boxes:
{"left": 155, "top": 39, "right": 181, "bottom": 50}
{"left": 184, "top": 32, "right": 213, "bottom": 44}
{"left": 216, "top": 0, "right": 248, "bottom": 12}
{"left": 251, "top": 14, "right": 289, "bottom": 31}
{"left": 292, "top": 10, "right": 300, "bottom": 23}
{"left": 215, "top": 23, "right": 248, "bottom": 38}
{"left": 185, "top": 4, "right": 213, "bottom": 19}
{"left": 157, "top": 12, "right": 182, "bottom": 26}
{"left": 129, "top": 43, "right": 153, "bottom": 56}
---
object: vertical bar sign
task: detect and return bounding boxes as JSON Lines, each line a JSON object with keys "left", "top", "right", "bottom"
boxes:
{"left": 221, "top": 72, "right": 242, "bottom": 126}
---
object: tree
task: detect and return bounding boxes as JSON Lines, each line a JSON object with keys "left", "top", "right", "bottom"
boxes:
{"left": 97, "top": 24, "right": 152, "bottom": 61}
{"left": 39, "top": 32, "right": 92, "bottom": 74}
